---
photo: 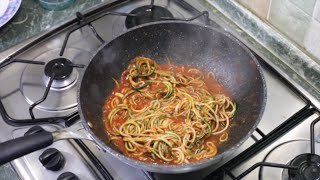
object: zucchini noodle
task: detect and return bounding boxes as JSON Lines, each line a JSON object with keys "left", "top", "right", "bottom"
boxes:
{"left": 103, "top": 56, "right": 236, "bottom": 164}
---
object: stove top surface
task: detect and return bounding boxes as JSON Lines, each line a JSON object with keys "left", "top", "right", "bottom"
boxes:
{"left": 0, "top": 0, "right": 319, "bottom": 180}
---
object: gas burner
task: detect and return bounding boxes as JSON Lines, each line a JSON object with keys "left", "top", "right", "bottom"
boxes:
{"left": 125, "top": 5, "right": 174, "bottom": 29}
{"left": 20, "top": 48, "right": 92, "bottom": 111}
{"left": 112, "top": 5, "right": 184, "bottom": 38}
{"left": 259, "top": 140, "right": 320, "bottom": 180}
{"left": 288, "top": 154, "right": 320, "bottom": 180}
{"left": 43, "top": 58, "right": 78, "bottom": 89}
{"left": 44, "top": 58, "right": 74, "bottom": 80}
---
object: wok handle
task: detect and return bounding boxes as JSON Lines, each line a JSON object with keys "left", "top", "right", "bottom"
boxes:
{"left": 0, "top": 121, "right": 92, "bottom": 165}
{"left": 0, "top": 131, "right": 53, "bottom": 165}
{"left": 52, "top": 121, "right": 93, "bottom": 141}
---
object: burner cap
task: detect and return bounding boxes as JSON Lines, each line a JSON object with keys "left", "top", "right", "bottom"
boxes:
{"left": 289, "top": 154, "right": 320, "bottom": 180}
{"left": 125, "top": 5, "right": 173, "bottom": 29}
{"left": 44, "top": 58, "right": 73, "bottom": 80}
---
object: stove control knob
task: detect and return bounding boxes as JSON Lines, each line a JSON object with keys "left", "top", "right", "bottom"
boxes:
{"left": 24, "top": 126, "right": 45, "bottom": 136}
{"left": 39, "top": 148, "right": 65, "bottom": 171}
{"left": 57, "top": 172, "right": 79, "bottom": 180}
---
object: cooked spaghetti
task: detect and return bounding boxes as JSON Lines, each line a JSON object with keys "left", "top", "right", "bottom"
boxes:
{"left": 103, "top": 56, "right": 236, "bottom": 164}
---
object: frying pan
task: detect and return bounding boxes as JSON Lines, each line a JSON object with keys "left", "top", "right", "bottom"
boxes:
{"left": 0, "top": 21, "right": 266, "bottom": 173}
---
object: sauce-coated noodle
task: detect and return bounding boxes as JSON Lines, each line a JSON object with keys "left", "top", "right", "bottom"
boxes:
{"left": 103, "top": 57, "right": 236, "bottom": 164}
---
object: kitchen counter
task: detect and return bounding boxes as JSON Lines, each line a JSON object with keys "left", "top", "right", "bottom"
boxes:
{"left": 0, "top": 0, "right": 110, "bottom": 52}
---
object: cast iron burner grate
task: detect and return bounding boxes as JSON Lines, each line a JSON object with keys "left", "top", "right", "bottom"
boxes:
{"left": 125, "top": 5, "right": 173, "bottom": 29}
{"left": 0, "top": 1, "right": 211, "bottom": 180}
{"left": 0, "top": 0, "right": 209, "bottom": 123}
{"left": 289, "top": 153, "right": 320, "bottom": 180}
{"left": 203, "top": 112, "right": 320, "bottom": 180}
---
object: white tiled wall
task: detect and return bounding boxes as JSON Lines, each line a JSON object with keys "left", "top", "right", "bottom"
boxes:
{"left": 304, "top": 20, "right": 320, "bottom": 59}
{"left": 268, "top": 0, "right": 311, "bottom": 44}
{"left": 313, "top": 0, "right": 320, "bottom": 23}
{"left": 290, "top": 0, "right": 317, "bottom": 15}
{"left": 235, "top": 0, "right": 270, "bottom": 19}
{"left": 237, "top": 0, "right": 320, "bottom": 62}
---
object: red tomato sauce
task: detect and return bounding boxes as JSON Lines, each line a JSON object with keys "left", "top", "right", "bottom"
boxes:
{"left": 103, "top": 60, "right": 232, "bottom": 164}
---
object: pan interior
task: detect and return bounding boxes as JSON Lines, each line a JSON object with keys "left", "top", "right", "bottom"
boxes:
{"left": 79, "top": 22, "right": 265, "bottom": 166}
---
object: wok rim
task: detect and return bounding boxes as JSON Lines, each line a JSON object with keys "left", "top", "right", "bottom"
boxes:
{"left": 77, "top": 20, "right": 267, "bottom": 173}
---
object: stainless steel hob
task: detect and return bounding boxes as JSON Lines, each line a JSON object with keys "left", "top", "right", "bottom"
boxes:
{"left": 0, "top": 0, "right": 319, "bottom": 180}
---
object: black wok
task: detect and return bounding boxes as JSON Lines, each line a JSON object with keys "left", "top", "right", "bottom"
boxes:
{"left": 0, "top": 21, "right": 266, "bottom": 173}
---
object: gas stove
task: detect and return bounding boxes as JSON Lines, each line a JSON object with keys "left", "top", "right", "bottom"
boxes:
{"left": 0, "top": 0, "right": 319, "bottom": 180}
